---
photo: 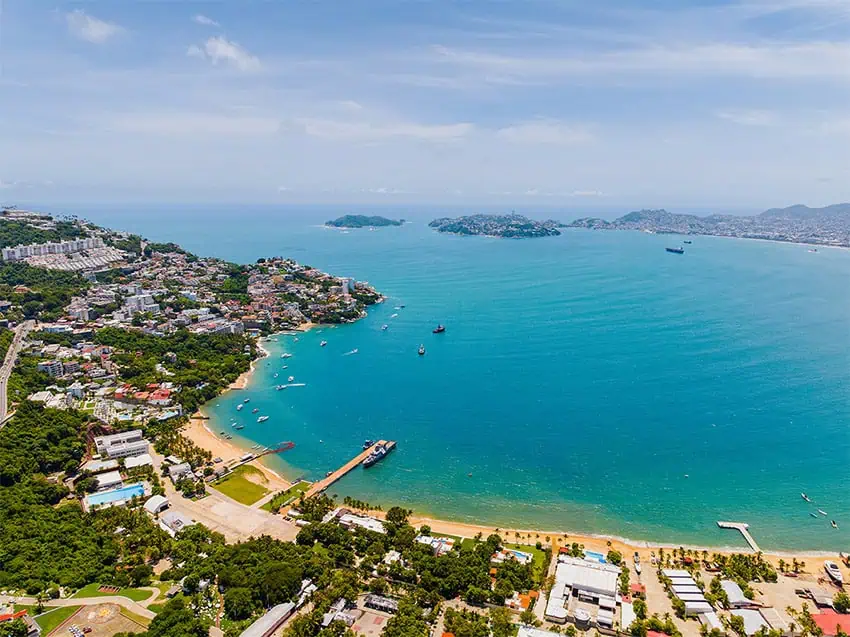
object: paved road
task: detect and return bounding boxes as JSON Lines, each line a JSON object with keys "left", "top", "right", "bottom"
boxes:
{"left": 13, "top": 593, "right": 157, "bottom": 620}
{"left": 0, "top": 320, "right": 34, "bottom": 423}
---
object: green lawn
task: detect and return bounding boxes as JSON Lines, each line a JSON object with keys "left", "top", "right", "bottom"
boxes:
{"left": 261, "top": 480, "right": 311, "bottom": 511}
{"left": 71, "top": 583, "right": 153, "bottom": 602}
{"left": 34, "top": 605, "right": 81, "bottom": 635}
{"left": 120, "top": 608, "right": 152, "bottom": 627}
{"left": 504, "top": 543, "right": 550, "bottom": 582}
{"left": 212, "top": 465, "right": 270, "bottom": 506}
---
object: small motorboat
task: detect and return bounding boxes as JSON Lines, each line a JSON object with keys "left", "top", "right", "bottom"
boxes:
{"left": 832, "top": 520, "right": 839, "bottom": 529}
{"left": 363, "top": 439, "right": 375, "bottom": 449}
{"left": 810, "top": 512, "right": 819, "bottom": 518}
{"left": 281, "top": 353, "right": 292, "bottom": 359}
{"left": 276, "top": 385, "right": 285, "bottom": 390}
{"left": 683, "top": 240, "right": 693, "bottom": 244}
{"left": 257, "top": 415, "right": 269, "bottom": 423}
{"left": 433, "top": 324, "right": 446, "bottom": 334}
{"left": 825, "top": 560, "right": 844, "bottom": 584}
{"left": 381, "top": 324, "right": 388, "bottom": 331}
{"left": 391, "top": 313, "right": 398, "bottom": 318}
{"left": 243, "top": 398, "right": 250, "bottom": 403}
{"left": 802, "top": 493, "right": 811, "bottom": 502}
{"left": 252, "top": 408, "right": 259, "bottom": 413}
{"left": 320, "top": 340, "right": 327, "bottom": 347}
{"left": 288, "top": 376, "right": 295, "bottom": 382}
{"left": 418, "top": 344, "right": 426, "bottom": 356}
{"left": 274, "top": 373, "right": 279, "bottom": 378}
{"left": 236, "top": 404, "right": 244, "bottom": 411}
{"left": 234, "top": 425, "right": 245, "bottom": 430}
{"left": 281, "top": 365, "right": 288, "bottom": 369}
{"left": 325, "top": 470, "right": 334, "bottom": 477}
{"left": 344, "top": 349, "right": 359, "bottom": 355}
{"left": 818, "top": 509, "right": 828, "bottom": 516}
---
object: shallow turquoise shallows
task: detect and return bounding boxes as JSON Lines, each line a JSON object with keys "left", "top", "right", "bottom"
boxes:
{"left": 75, "top": 205, "right": 850, "bottom": 551}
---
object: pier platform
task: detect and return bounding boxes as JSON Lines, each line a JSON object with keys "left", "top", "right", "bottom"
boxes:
{"left": 717, "top": 521, "right": 761, "bottom": 552}
{"left": 305, "top": 440, "right": 395, "bottom": 498}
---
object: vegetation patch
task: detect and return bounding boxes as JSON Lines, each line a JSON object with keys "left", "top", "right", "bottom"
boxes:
{"left": 33, "top": 605, "right": 81, "bottom": 635}
{"left": 71, "top": 583, "right": 154, "bottom": 602}
{"left": 212, "top": 465, "right": 270, "bottom": 505}
{"left": 262, "top": 480, "right": 310, "bottom": 512}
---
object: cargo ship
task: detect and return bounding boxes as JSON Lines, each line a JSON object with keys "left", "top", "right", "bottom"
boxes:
{"left": 363, "top": 442, "right": 395, "bottom": 468}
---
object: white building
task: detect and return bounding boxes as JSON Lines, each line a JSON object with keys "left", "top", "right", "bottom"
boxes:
{"left": 36, "top": 360, "right": 64, "bottom": 377}
{"left": 1, "top": 236, "right": 104, "bottom": 261}
{"left": 94, "top": 430, "right": 150, "bottom": 459}
{"left": 95, "top": 470, "right": 123, "bottom": 491}
{"left": 159, "top": 510, "right": 195, "bottom": 537}
{"left": 545, "top": 556, "right": 621, "bottom": 625}
{"left": 338, "top": 513, "right": 386, "bottom": 534}
{"left": 143, "top": 495, "right": 169, "bottom": 515}
{"left": 124, "top": 453, "right": 153, "bottom": 469}
{"left": 721, "top": 580, "right": 752, "bottom": 608}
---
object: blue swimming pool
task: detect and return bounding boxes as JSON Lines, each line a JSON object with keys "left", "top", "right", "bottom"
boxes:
{"left": 86, "top": 483, "right": 145, "bottom": 507}
{"left": 584, "top": 550, "right": 607, "bottom": 563}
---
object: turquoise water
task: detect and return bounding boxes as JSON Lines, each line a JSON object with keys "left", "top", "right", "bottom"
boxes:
{"left": 69, "top": 205, "right": 850, "bottom": 551}
{"left": 86, "top": 483, "right": 145, "bottom": 506}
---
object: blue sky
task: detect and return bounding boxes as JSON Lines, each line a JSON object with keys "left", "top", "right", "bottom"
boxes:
{"left": 1, "top": 0, "right": 849, "bottom": 207}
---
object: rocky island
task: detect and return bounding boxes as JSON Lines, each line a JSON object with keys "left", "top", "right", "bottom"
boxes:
{"left": 429, "top": 213, "right": 562, "bottom": 238}
{"left": 568, "top": 204, "right": 850, "bottom": 247}
{"left": 326, "top": 214, "right": 405, "bottom": 228}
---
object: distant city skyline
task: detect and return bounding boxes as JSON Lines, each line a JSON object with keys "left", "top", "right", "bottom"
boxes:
{"left": 1, "top": 0, "right": 849, "bottom": 205}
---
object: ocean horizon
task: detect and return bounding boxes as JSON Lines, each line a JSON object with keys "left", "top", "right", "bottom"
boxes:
{"left": 65, "top": 204, "right": 850, "bottom": 552}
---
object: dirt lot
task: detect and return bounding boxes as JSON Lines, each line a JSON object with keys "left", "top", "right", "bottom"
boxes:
{"left": 351, "top": 608, "right": 391, "bottom": 637}
{"left": 52, "top": 603, "right": 147, "bottom": 637}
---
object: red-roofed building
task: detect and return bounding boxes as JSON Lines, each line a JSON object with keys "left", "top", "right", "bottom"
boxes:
{"left": 647, "top": 631, "right": 668, "bottom": 637}
{"left": 149, "top": 388, "right": 172, "bottom": 406}
{"left": 630, "top": 582, "right": 647, "bottom": 599}
{"left": 814, "top": 611, "right": 850, "bottom": 636}
{"left": 0, "top": 609, "right": 40, "bottom": 636}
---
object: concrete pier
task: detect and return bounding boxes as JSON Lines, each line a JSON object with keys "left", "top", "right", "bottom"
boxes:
{"left": 305, "top": 440, "right": 395, "bottom": 498}
{"left": 717, "top": 521, "right": 761, "bottom": 552}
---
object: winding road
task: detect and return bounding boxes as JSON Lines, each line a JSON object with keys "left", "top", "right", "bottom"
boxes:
{"left": 0, "top": 320, "right": 34, "bottom": 424}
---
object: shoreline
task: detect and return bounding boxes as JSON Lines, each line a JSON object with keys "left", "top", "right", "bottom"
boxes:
{"left": 188, "top": 324, "right": 843, "bottom": 559}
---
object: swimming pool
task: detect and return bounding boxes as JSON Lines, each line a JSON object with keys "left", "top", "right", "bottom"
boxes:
{"left": 86, "top": 483, "right": 145, "bottom": 507}
{"left": 584, "top": 550, "right": 607, "bottom": 564}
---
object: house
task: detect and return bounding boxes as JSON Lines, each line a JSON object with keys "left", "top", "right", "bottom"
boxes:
{"left": 239, "top": 602, "right": 296, "bottom": 637}
{"left": 37, "top": 360, "right": 64, "bottom": 377}
{"left": 95, "top": 470, "right": 123, "bottom": 491}
{"left": 814, "top": 611, "right": 850, "bottom": 637}
{"left": 415, "top": 535, "right": 455, "bottom": 556}
{"left": 364, "top": 594, "right": 399, "bottom": 614}
{"left": 731, "top": 609, "right": 770, "bottom": 636}
{"left": 493, "top": 547, "right": 534, "bottom": 566}
{"left": 338, "top": 513, "right": 386, "bottom": 534}
{"left": 167, "top": 462, "right": 193, "bottom": 483}
{"left": 143, "top": 494, "right": 169, "bottom": 515}
{"left": 0, "top": 609, "right": 40, "bottom": 637}
{"left": 159, "top": 510, "right": 195, "bottom": 537}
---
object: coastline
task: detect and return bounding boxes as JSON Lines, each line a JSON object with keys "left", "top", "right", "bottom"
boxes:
{"left": 187, "top": 320, "right": 842, "bottom": 559}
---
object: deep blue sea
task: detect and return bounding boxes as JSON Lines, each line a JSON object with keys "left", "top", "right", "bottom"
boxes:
{"left": 54, "top": 204, "right": 850, "bottom": 551}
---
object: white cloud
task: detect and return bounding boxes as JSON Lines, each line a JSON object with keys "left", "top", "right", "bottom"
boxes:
{"left": 571, "top": 190, "right": 605, "bottom": 197}
{"left": 104, "top": 112, "right": 280, "bottom": 135}
{"left": 295, "top": 117, "right": 473, "bottom": 141}
{"left": 187, "top": 37, "right": 261, "bottom": 72}
{"left": 430, "top": 42, "right": 850, "bottom": 83}
{"left": 193, "top": 14, "right": 220, "bottom": 27}
{"left": 716, "top": 109, "right": 780, "bottom": 126}
{"left": 496, "top": 119, "right": 594, "bottom": 144}
{"left": 65, "top": 10, "right": 123, "bottom": 44}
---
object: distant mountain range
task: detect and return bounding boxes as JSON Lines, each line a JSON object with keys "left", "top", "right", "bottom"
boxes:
{"left": 567, "top": 204, "right": 850, "bottom": 247}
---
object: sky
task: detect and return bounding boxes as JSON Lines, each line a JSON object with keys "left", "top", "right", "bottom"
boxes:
{"left": 0, "top": 0, "right": 849, "bottom": 207}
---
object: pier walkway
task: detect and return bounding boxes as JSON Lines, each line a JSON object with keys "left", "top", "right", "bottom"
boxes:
{"left": 305, "top": 440, "right": 395, "bottom": 498}
{"left": 717, "top": 521, "right": 761, "bottom": 552}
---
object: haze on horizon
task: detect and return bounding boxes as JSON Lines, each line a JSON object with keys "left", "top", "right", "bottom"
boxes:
{"left": 1, "top": 0, "right": 849, "bottom": 207}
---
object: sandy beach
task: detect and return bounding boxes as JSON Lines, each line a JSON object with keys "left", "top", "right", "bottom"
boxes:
{"left": 183, "top": 413, "right": 291, "bottom": 491}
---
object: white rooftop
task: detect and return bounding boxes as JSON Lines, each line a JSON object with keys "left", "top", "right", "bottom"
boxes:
{"left": 555, "top": 557, "right": 621, "bottom": 598}
{"left": 125, "top": 453, "right": 153, "bottom": 468}
{"left": 732, "top": 609, "right": 769, "bottom": 636}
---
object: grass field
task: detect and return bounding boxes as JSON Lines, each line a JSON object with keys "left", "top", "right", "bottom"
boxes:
{"left": 212, "top": 465, "right": 270, "bottom": 505}
{"left": 34, "top": 605, "right": 81, "bottom": 634}
{"left": 261, "top": 480, "right": 311, "bottom": 511}
{"left": 71, "top": 583, "right": 153, "bottom": 602}
{"left": 120, "top": 607, "right": 152, "bottom": 627}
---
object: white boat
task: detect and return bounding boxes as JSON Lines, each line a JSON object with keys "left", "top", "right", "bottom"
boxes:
{"left": 281, "top": 353, "right": 292, "bottom": 359}
{"left": 320, "top": 340, "right": 327, "bottom": 347}
{"left": 236, "top": 404, "right": 244, "bottom": 411}
{"left": 381, "top": 324, "right": 388, "bottom": 331}
{"left": 288, "top": 376, "right": 295, "bottom": 382}
{"left": 344, "top": 349, "right": 358, "bottom": 355}
{"left": 825, "top": 560, "right": 844, "bottom": 584}
{"left": 274, "top": 373, "right": 278, "bottom": 378}
{"left": 801, "top": 493, "right": 811, "bottom": 502}
{"left": 832, "top": 520, "right": 839, "bottom": 529}
{"left": 634, "top": 562, "right": 642, "bottom": 575}
{"left": 818, "top": 509, "right": 828, "bottom": 516}
{"left": 275, "top": 385, "right": 286, "bottom": 390}
{"left": 257, "top": 415, "right": 269, "bottom": 423}
{"left": 391, "top": 313, "right": 398, "bottom": 318}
